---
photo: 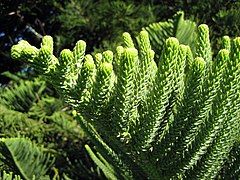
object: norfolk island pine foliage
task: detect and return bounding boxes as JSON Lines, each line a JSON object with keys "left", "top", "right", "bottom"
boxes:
{"left": 10, "top": 13, "right": 240, "bottom": 179}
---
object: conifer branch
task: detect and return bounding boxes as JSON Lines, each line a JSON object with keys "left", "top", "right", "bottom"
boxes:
{"left": 10, "top": 21, "right": 240, "bottom": 179}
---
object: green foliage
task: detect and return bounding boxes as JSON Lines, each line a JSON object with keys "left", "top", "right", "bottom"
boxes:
{"left": 0, "top": 74, "right": 102, "bottom": 179}
{"left": 1, "top": 0, "right": 240, "bottom": 86}
{"left": 11, "top": 21, "right": 240, "bottom": 179}
{"left": 0, "top": 78, "right": 46, "bottom": 112}
{"left": 0, "top": 104, "right": 45, "bottom": 141}
{"left": 0, "top": 171, "right": 22, "bottom": 180}
{"left": 214, "top": 2, "right": 240, "bottom": 36}
{"left": 157, "top": 0, "right": 240, "bottom": 54}
{"left": 85, "top": 144, "right": 117, "bottom": 180}
{"left": 0, "top": 138, "right": 54, "bottom": 180}
{"left": 143, "top": 11, "right": 197, "bottom": 60}
{"left": 55, "top": 0, "right": 157, "bottom": 52}
{"left": 218, "top": 142, "right": 240, "bottom": 179}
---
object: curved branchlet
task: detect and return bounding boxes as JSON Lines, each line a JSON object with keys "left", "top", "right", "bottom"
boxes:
{"left": 116, "top": 46, "right": 124, "bottom": 60}
{"left": 221, "top": 36, "right": 231, "bottom": 50}
{"left": 89, "top": 51, "right": 115, "bottom": 122}
{"left": 168, "top": 50, "right": 228, "bottom": 178}
{"left": 89, "top": 62, "right": 115, "bottom": 144}
{"left": 181, "top": 50, "right": 230, "bottom": 175}
{"left": 55, "top": 49, "right": 75, "bottom": 92}
{"left": 114, "top": 46, "right": 124, "bottom": 75}
{"left": 173, "top": 44, "right": 187, "bottom": 108}
{"left": 102, "top": 50, "right": 113, "bottom": 63}
{"left": 136, "top": 31, "right": 151, "bottom": 53}
{"left": 153, "top": 57, "right": 205, "bottom": 178}
{"left": 158, "top": 44, "right": 187, "bottom": 146}
{"left": 113, "top": 48, "right": 138, "bottom": 142}
{"left": 136, "top": 31, "right": 157, "bottom": 101}
{"left": 35, "top": 46, "right": 53, "bottom": 74}
{"left": 91, "top": 61, "right": 114, "bottom": 118}
{"left": 94, "top": 53, "right": 103, "bottom": 67}
{"left": 21, "top": 46, "right": 39, "bottom": 61}
{"left": 184, "top": 50, "right": 228, "bottom": 145}
{"left": 131, "top": 31, "right": 157, "bottom": 154}
{"left": 41, "top": 35, "right": 53, "bottom": 53}
{"left": 184, "top": 38, "right": 240, "bottom": 179}
{"left": 122, "top": 32, "right": 135, "bottom": 48}
{"left": 195, "top": 24, "right": 212, "bottom": 66}
{"left": 75, "top": 114, "right": 133, "bottom": 179}
{"left": 38, "top": 36, "right": 59, "bottom": 74}
{"left": 231, "top": 37, "right": 240, "bottom": 62}
{"left": 73, "top": 54, "right": 96, "bottom": 111}
{"left": 11, "top": 37, "right": 59, "bottom": 75}
{"left": 139, "top": 37, "right": 179, "bottom": 150}
{"left": 184, "top": 45, "right": 194, "bottom": 77}
{"left": 91, "top": 51, "right": 114, "bottom": 110}
{"left": 72, "top": 40, "right": 86, "bottom": 75}
{"left": 11, "top": 40, "right": 38, "bottom": 62}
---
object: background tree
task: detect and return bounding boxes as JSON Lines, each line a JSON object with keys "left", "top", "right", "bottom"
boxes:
{"left": 1, "top": 0, "right": 240, "bottom": 84}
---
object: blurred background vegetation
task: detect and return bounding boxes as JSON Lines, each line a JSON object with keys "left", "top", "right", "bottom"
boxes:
{"left": 0, "top": 0, "right": 239, "bottom": 179}
{"left": 1, "top": 0, "right": 240, "bottom": 84}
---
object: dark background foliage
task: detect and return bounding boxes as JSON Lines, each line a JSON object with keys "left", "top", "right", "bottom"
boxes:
{"left": 1, "top": 0, "right": 240, "bottom": 84}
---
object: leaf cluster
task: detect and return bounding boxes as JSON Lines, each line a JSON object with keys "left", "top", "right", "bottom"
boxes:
{"left": 11, "top": 16, "right": 240, "bottom": 179}
{"left": 0, "top": 74, "right": 102, "bottom": 179}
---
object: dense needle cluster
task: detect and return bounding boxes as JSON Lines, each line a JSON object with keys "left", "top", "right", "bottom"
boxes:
{"left": 11, "top": 23, "right": 240, "bottom": 179}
